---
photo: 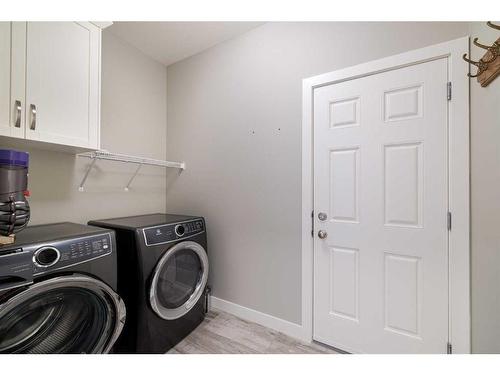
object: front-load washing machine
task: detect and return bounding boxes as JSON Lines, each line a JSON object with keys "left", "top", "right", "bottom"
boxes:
{"left": 88, "top": 213, "right": 209, "bottom": 353}
{"left": 0, "top": 223, "right": 126, "bottom": 353}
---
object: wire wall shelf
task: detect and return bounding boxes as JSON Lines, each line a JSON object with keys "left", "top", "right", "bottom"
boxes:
{"left": 77, "top": 150, "right": 185, "bottom": 191}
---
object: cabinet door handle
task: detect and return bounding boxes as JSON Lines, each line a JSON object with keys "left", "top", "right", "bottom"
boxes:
{"left": 14, "top": 100, "right": 22, "bottom": 128}
{"left": 29, "top": 104, "right": 37, "bottom": 130}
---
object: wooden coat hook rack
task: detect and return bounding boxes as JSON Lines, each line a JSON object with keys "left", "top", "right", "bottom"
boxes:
{"left": 463, "top": 21, "right": 500, "bottom": 87}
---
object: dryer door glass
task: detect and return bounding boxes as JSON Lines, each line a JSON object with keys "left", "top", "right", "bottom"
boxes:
{"left": 0, "top": 275, "right": 125, "bottom": 354}
{"left": 150, "top": 241, "right": 209, "bottom": 320}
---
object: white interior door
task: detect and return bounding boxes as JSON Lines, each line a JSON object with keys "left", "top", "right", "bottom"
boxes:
{"left": 25, "top": 22, "right": 100, "bottom": 149}
{"left": 313, "top": 58, "right": 449, "bottom": 353}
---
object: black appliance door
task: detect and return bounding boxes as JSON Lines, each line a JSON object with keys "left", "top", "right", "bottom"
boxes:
{"left": 0, "top": 274, "right": 126, "bottom": 354}
{"left": 150, "top": 241, "right": 208, "bottom": 320}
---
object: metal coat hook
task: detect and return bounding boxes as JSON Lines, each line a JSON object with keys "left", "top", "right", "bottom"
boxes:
{"left": 472, "top": 38, "right": 499, "bottom": 63}
{"left": 463, "top": 22, "right": 500, "bottom": 86}
{"left": 487, "top": 21, "right": 500, "bottom": 31}
{"left": 462, "top": 53, "right": 489, "bottom": 77}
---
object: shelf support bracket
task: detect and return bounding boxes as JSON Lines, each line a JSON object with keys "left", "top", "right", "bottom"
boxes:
{"left": 124, "top": 163, "right": 143, "bottom": 191}
{"left": 76, "top": 151, "right": 185, "bottom": 191}
{"left": 78, "top": 157, "right": 97, "bottom": 192}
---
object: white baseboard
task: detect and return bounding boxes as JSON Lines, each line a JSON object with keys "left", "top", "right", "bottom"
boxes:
{"left": 210, "top": 296, "right": 310, "bottom": 343}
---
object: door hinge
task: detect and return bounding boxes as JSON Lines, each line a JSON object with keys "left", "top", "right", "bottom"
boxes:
{"left": 311, "top": 210, "right": 314, "bottom": 237}
{"left": 447, "top": 212, "right": 452, "bottom": 231}
{"left": 447, "top": 342, "right": 452, "bottom": 354}
{"left": 447, "top": 82, "right": 452, "bottom": 101}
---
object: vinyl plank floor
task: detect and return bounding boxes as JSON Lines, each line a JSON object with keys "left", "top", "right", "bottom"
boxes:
{"left": 168, "top": 310, "right": 339, "bottom": 354}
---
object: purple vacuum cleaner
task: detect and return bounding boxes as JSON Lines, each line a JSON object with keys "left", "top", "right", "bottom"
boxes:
{"left": 0, "top": 149, "right": 30, "bottom": 241}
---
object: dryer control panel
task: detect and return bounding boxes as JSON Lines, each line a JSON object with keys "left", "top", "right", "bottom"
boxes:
{"left": 143, "top": 219, "right": 205, "bottom": 246}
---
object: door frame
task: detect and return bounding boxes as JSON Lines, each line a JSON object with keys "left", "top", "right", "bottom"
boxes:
{"left": 301, "top": 37, "right": 470, "bottom": 353}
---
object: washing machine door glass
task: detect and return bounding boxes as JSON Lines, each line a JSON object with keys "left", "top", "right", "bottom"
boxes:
{"left": 0, "top": 275, "right": 125, "bottom": 354}
{"left": 150, "top": 241, "right": 209, "bottom": 320}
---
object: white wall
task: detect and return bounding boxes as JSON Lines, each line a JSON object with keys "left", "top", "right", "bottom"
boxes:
{"left": 0, "top": 31, "right": 168, "bottom": 225}
{"left": 469, "top": 22, "right": 500, "bottom": 354}
{"left": 165, "top": 22, "right": 470, "bottom": 325}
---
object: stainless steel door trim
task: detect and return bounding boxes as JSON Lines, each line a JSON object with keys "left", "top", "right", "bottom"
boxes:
{"left": 0, "top": 281, "right": 33, "bottom": 293}
{"left": 0, "top": 274, "right": 126, "bottom": 354}
{"left": 0, "top": 304, "right": 60, "bottom": 352}
{"left": 149, "top": 241, "right": 209, "bottom": 320}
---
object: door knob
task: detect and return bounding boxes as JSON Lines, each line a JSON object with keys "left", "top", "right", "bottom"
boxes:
{"left": 318, "top": 212, "right": 327, "bottom": 221}
{"left": 318, "top": 230, "right": 328, "bottom": 239}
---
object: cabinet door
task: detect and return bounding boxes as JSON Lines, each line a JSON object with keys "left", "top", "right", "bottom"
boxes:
{"left": 0, "top": 22, "right": 11, "bottom": 136}
{"left": 0, "top": 22, "right": 25, "bottom": 139}
{"left": 25, "top": 22, "right": 100, "bottom": 149}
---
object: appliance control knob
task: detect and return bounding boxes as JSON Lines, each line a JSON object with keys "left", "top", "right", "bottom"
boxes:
{"left": 175, "top": 224, "right": 186, "bottom": 237}
{"left": 33, "top": 246, "right": 61, "bottom": 268}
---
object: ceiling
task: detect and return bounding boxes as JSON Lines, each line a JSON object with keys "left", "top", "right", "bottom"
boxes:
{"left": 108, "top": 22, "right": 264, "bottom": 66}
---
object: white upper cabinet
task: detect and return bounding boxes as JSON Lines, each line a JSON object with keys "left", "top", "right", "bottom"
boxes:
{"left": 0, "top": 23, "right": 11, "bottom": 136}
{"left": 25, "top": 22, "right": 100, "bottom": 149}
{"left": 0, "top": 22, "right": 25, "bottom": 140}
{"left": 0, "top": 22, "right": 104, "bottom": 151}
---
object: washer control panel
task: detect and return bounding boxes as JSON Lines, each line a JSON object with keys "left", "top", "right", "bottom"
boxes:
{"left": 143, "top": 219, "right": 204, "bottom": 246}
{"left": 32, "top": 233, "right": 112, "bottom": 274}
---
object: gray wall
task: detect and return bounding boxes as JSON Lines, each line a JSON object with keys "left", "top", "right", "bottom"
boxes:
{"left": 469, "top": 22, "right": 500, "bottom": 354}
{"left": 165, "top": 22, "right": 470, "bottom": 325}
{"left": 1, "top": 31, "right": 168, "bottom": 225}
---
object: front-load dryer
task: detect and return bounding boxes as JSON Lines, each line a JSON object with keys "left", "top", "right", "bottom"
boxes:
{"left": 0, "top": 223, "right": 126, "bottom": 353}
{"left": 88, "top": 213, "right": 209, "bottom": 353}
